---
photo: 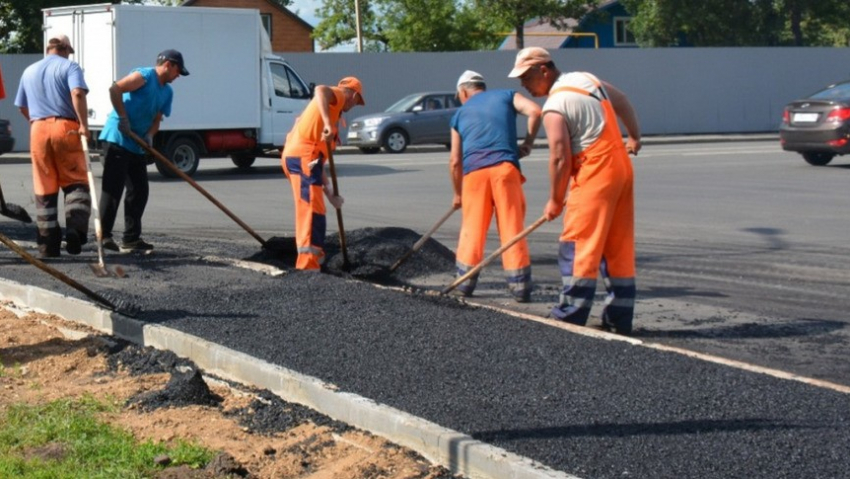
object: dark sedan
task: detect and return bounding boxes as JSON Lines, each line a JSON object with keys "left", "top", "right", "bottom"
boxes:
{"left": 0, "top": 118, "right": 14, "bottom": 155}
{"left": 346, "top": 91, "right": 460, "bottom": 154}
{"left": 780, "top": 80, "right": 850, "bottom": 165}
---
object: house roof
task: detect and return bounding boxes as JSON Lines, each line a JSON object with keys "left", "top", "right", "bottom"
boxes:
{"left": 181, "top": 0, "right": 314, "bottom": 32}
{"left": 499, "top": 0, "right": 621, "bottom": 50}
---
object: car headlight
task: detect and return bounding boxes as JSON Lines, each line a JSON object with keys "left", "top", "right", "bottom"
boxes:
{"left": 364, "top": 117, "right": 389, "bottom": 127}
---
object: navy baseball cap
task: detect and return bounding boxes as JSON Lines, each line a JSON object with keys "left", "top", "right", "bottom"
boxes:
{"left": 157, "top": 49, "right": 190, "bottom": 76}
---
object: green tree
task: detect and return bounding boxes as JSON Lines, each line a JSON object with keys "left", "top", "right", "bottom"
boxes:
{"left": 313, "top": 0, "right": 388, "bottom": 51}
{"left": 621, "top": 0, "right": 850, "bottom": 47}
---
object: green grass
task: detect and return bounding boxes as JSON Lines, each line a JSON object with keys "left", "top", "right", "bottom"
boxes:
{"left": 0, "top": 394, "right": 214, "bottom": 478}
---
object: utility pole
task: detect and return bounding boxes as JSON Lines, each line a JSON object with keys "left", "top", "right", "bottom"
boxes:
{"left": 354, "top": 0, "right": 363, "bottom": 53}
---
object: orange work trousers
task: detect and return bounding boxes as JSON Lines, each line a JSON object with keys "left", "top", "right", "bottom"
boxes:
{"left": 30, "top": 117, "right": 90, "bottom": 256}
{"left": 455, "top": 161, "right": 531, "bottom": 297}
{"left": 282, "top": 149, "right": 327, "bottom": 270}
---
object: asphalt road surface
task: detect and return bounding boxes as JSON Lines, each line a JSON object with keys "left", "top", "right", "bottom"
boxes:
{"left": 2, "top": 139, "right": 850, "bottom": 478}
{"left": 2, "top": 139, "right": 847, "bottom": 386}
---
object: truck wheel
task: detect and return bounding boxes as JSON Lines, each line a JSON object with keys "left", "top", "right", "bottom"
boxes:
{"left": 358, "top": 147, "right": 380, "bottom": 154}
{"left": 231, "top": 155, "right": 256, "bottom": 169}
{"left": 158, "top": 137, "right": 201, "bottom": 177}
{"left": 802, "top": 152, "right": 834, "bottom": 166}
{"left": 383, "top": 129, "right": 408, "bottom": 154}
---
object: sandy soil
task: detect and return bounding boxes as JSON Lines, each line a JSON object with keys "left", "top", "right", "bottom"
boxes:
{"left": 0, "top": 302, "right": 458, "bottom": 479}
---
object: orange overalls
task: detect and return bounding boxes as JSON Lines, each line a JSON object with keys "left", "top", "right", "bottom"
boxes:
{"left": 30, "top": 117, "right": 90, "bottom": 257}
{"left": 549, "top": 77, "right": 636, "bottom": 332}
{"left": 455, "top": 161, "right": 531, "bottom": 299}
{"left": 281, "top": 88, "right": 345, "bottom": 270}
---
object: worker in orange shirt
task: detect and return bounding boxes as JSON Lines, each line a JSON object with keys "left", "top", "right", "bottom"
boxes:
{"left": 509, "top": 47, "right": 641, "bottom": 335}
{"left": 281, "top": 77, "right": 364, "bottom": 270}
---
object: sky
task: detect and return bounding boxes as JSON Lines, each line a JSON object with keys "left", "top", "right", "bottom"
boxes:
{"left": 287, "top": 0, "right": 322, "bottom": 27}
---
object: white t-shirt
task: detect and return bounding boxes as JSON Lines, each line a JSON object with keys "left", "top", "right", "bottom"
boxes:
{"left": 542, "top": 72, "right": 608, "bottom": 156}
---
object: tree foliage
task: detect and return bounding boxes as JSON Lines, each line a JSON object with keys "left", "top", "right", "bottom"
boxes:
{"left": 314, "top": 0, "right": 507, "bottom": 52}
{"left": 314, "top": 0, "right": 605, "bottom": 52}
{"left": 620, "top": 0, "right": 850, "bottom": 47}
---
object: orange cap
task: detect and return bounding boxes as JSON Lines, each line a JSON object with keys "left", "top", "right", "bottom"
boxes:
{"left": 338, "top": 77, "right": 365, "bottom": 105}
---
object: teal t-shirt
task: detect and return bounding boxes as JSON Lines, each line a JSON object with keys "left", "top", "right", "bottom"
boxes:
{"left": 99, "top": 67, "right": 172, "bottom": 154}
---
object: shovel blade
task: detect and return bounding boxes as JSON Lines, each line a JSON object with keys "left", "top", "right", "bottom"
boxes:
{"left": 89, "top": 263, "right": 111, "bottom": 277}
{"left": 1, "top": 203, "right": 32, "bottom": 223}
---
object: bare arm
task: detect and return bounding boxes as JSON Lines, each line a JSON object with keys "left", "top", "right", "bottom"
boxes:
{"left": 449, "top": 129, "right": 463, "bottom": 208}
{"left": 543, "top": 111, "right": 572, "bottom": 221}
{"left": 71, "top": 87, "right": 89, "bottom": 139}
{"left": 513, "top": 93, "right": 542, "bottom": 158}
{"left": 602, "top": 80, "right": 641, "bottom": 155}
{"left": 18, "top": 107, "right": 30, "bottom": 122}
{"left": 108, "top": 71, "right": 145, "bottom": 119}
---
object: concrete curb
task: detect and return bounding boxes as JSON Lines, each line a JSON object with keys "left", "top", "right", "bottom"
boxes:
{"left": 0, "top": 277, "right": 580, "bottom": 479}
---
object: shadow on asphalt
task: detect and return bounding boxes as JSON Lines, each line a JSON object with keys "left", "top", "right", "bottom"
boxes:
{"left": 146, "top": 163, "right": 414, "bottom": 182}
{"left": 633, "top": 318, "right": 845, "bottom": 340}
{"left": 469, "top": 418, "right": 807, "bottom": 442}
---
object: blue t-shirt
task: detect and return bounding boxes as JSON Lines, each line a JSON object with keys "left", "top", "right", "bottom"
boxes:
{"left": 100, "top": 67, "right": 173, "bottom": 154}
{"left": 450, "top": 89, "right": 519, "bottom": 176}
{"left": 15, "top": 55, "right": 88, "bottom": 121}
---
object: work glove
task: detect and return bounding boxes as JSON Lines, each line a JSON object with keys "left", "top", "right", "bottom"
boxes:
{"left": 118, "top": 116, "right": 132, "bottom": 136}
{"left": 144, "top": 133, "right": 153, "bottom": 147}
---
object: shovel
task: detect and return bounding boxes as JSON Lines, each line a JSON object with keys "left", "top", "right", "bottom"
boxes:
{"left": 389, "top": 204, "right": 459, "bottom": 273}
{"left": 126, "top": 131, "right": 267, "bottom": 248}
{"left": 0, "top": 231, "right": 140, "bottom": 317}
{"left": 0, "top": 181, "right": 32, "bottom": 223}
{"left": 326, "top": 141, "right": 350, "bottom": 270}
{"left": 442, "top": 214, "right": 548, "bottom": 295}
{"left": 81, "top": 138, "right": 125, "bottom": 278}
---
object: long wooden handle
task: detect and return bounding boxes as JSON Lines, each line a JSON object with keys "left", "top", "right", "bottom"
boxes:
{"left": 389, "top": 205, "right": 459, "bottom": 272}
{"left": 0, "top": 231, "right": 118, "bottom": 311}
{"left": 442, "top": 215, "right": 548, "bottom": 295}
{"left": 127, "top": 131, "right": 267, "bottom": 247}
{"left": 326, "top": 142, "right": 349, "bottom": 268}
{"left": 81, "top": 140, "right": 107, "bottom": 267}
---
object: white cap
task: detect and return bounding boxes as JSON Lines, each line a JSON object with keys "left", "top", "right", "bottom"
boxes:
{"left": 456, "top": 70, "right": 485, "bottom": 89}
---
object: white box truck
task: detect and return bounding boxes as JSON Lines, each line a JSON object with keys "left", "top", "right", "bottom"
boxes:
{"left": 43, "top": 3, "right": 313, "bottom": 177}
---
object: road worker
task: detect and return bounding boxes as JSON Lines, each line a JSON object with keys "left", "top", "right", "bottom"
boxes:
{"left": 98, "top": 49, "right": 189, "bottom": 253}
{"left": 509, "top": 47, "right": 641, "bottom": 334}
{"left": 281, "top": 77, "right": 364, "bottom": 270}
{"left": 14, "top": 34, "right": 91, "bottom": 258}
{"left": 450, "top": 70, "right": 541, "bottom": 301}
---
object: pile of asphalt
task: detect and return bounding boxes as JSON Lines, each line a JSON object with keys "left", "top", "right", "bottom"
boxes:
{"left": 226, "top": 390, "right": 352, "bottom": 435}
{"left": 252, "top": 226, "right": 456, "bottom": 284}
{"left": 2, "top": 224, "right": 850, "bottom": 479}
{"left": 128, "top": 368, "right": 222, "bottom": 412}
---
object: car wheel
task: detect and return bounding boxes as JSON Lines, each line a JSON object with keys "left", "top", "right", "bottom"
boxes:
{"left": 358, "top": 146, "right": 381, "bottom": 154}
{"left": 157, "top": 137, "right": 201, "bottom": 177}
{"left": 802, "top": 152, "right": 835, "bottom": 166}
{"left": 231, "top": 155, "right": 256, "bottom": 169}
{"left": 383, "top": 129, "right": 408, "bottom": 154}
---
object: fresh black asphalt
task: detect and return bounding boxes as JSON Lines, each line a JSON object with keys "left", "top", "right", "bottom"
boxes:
{"left": 0, "top": 222, "right": 848, "bottom": 479}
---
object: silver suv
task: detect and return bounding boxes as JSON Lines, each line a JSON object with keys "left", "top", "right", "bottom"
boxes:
{"left": 346, "top": 91, "right": 460, "bottom": 154}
